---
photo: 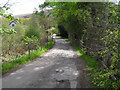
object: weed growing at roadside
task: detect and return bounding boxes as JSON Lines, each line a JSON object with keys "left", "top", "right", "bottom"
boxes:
{"left": 2, "top": 39, "right": 55, "bottom": 74}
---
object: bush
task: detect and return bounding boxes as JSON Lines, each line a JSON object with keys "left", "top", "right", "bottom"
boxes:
{"left": 2, "top": 24, "right": 25, "bottom": 55}
{"left": 2, "top": 38, "right": 55, "bottom": 74}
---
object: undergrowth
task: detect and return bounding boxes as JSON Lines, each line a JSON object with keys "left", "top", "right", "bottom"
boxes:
{"left": 2, "top": 39, "right": 55, "bottom": 74}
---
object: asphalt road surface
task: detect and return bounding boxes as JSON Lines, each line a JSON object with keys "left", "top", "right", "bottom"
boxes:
{"left": 2, "top": 37, "right": 91, "bottom": 88}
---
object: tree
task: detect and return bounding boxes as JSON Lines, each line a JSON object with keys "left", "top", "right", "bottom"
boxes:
{"left": 24, "top": 36, "right": 38, "bottom": 55}
{"left": 39, "top": 2, "right": 120, "bottom": 88}
{"left": 0, "top": 0, "right": 16, "bottom": 34}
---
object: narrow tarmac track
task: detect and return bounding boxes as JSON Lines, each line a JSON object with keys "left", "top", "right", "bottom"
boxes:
{"left": 2, "top": 37, "right": 91, "bottom": 88}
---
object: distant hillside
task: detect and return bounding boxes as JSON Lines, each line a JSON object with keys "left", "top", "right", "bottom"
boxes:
{"left": 14, "top": 13, "right": 32, "bottom": 18}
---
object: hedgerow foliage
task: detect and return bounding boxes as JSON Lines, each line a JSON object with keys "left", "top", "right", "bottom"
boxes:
{"left": 40, "top": 2, "right": 120, "bottom": 88}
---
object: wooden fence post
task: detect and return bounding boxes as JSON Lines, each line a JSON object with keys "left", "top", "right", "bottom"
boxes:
{"left": 28, "top": 42, "right": 30, "bottom": 56}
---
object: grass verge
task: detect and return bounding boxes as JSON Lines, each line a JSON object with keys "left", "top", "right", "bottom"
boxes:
{"left": 65, "top": 39, "right": 120, "bottom": 89}
{"left": 2, "top": 39, "right": 55, "bottom": 74}
{"left": 65, "top": 38, "right": 120, "bottom": 89}
{"left": 65, "top": 38, "right": 98, "bottom": 69}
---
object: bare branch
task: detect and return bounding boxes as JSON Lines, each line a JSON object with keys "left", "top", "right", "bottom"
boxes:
{"left": 3, "top": 0, "right": 10, "bottom": 7}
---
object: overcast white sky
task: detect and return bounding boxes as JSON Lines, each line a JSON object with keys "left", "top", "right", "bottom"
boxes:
{"left": 1, "top": 0, "right": 45, "bottom": 15}
{"left": 0, "top": 0, "right": 120, "bottom": 15}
